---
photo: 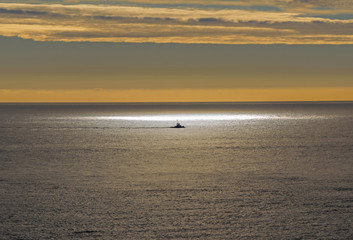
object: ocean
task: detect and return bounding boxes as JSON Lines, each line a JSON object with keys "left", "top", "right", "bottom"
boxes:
{"left": 1, "top": 102, "right": 353, "bottom": 239}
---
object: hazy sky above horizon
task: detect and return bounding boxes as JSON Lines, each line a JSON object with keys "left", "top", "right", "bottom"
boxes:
{"left": 1, "top": 0, "right": 353, "bottom": 102}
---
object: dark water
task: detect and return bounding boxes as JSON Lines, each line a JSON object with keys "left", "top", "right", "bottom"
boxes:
{"left": 1, "top": 102, "right": 353, "bottom": 239}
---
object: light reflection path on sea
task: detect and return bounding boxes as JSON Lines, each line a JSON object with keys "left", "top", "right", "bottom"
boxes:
{"left": 88, "top": 114, "right": 326, "bottom": 121}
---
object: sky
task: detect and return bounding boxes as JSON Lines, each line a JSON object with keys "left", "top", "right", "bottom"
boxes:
{"left": 0, "top": 0, "right": 353, "bottom": 102}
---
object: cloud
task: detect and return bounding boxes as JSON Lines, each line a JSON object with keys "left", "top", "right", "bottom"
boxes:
{"left": 6, "top": 1, "right": 353, "bottom": 9}
{"left": 0, "top": 2, "right": 353, "bottom": 44}
{"left": 1, "top": 88, "right": 353, "bottom": 102}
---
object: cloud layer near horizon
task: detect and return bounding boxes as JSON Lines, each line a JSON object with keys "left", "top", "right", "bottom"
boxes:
{"left": 1, "top": 1, "right": 353, "bottom": 44}
{"left": 2, "top": 88, "right": 353, "bottom": 102}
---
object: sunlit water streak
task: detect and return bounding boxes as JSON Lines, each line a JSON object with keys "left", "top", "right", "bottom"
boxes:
{"left": 86, "top": 113, "right": 327, "bottom": 121}
{"left": 94, "top": 114, "right": 270, "bottom": 121}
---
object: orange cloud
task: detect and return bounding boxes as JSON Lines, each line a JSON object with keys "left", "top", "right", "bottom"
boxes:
{"left": 1, "top": 3, "right": 353, "bottom": 44}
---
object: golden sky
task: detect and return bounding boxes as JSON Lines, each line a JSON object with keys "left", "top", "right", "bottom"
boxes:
{"left": 1, "top": 88, "right": 353, "bottom": 102}
{"left": 0, "top": 0, "right": 353, "bottom": 102}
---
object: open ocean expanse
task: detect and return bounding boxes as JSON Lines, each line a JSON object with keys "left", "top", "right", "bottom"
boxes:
{"left": 1, "top": 102, "right": 353, "bottom": 239}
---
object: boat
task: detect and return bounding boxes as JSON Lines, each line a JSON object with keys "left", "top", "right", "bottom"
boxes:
{"left": 171, "top": 122, "right": 185, "bottom": 128}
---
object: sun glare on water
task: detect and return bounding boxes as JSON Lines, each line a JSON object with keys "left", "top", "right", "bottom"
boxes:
{"left": 94, "top": 114, "right": 274, "bottom": 121}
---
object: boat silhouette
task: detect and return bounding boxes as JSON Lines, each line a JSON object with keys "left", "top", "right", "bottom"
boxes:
{"left": 171, "top": 122, "right": 185, "bottom": 128}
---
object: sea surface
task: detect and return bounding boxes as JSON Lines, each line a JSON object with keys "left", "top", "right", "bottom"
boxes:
{"left": 1, "top": 102, "right": 353, "bottom": 239}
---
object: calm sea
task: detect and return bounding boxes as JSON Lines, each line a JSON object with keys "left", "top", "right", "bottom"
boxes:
{"left": 1, "top": 102, "right": 353, "bottom": 239}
